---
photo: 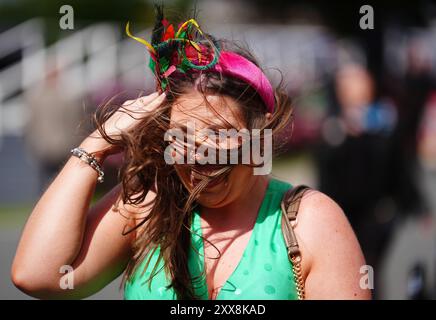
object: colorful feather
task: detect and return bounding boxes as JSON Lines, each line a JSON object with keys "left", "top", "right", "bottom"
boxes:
{"left": 126, "top": 7, "right": 221, "bottom": 90}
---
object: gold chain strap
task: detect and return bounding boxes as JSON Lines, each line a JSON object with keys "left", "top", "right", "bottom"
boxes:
{"left": 281, "top": 185, "right": 310, "bottom": 300}
{"left": 291, "top": 254, "right": 305, "bottom": 300}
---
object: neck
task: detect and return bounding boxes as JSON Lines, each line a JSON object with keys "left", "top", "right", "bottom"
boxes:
{"left": 200, "top": 175, "right": 270, "bottom": 231}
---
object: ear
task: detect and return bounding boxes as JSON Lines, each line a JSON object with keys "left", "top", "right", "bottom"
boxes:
{"left": 265, "top": 112, "right": 272, "bottom": 120}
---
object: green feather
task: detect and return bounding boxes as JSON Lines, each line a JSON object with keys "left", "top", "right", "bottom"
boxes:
{"left": 148, "top": 59, "right": 156, "bottom": 73}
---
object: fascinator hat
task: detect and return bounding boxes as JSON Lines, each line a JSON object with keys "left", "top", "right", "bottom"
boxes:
{"left": 126, "top": 6, "right": 275, "bottom": 113}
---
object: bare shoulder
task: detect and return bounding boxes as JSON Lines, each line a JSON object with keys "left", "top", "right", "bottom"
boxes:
{"left": 294, "top": 189, "right": 372, "bottom": 299}
{"left": 297, "top": 189, "right": 355, "bottom": 249}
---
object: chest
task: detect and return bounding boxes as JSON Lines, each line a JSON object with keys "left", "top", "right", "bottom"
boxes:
{"left": 202, "top": 228, "right": 253, "bottom": 299}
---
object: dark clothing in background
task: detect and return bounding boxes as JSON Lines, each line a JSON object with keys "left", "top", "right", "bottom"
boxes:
{"left": 385, "top": 72, "right": 433, "bottom": 214}
{"left": 316, "top": 132, "right": 393, "bottom": 269}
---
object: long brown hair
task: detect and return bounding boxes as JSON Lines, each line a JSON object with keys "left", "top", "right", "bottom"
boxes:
{"left": 93, "top": 15, "right": 294, "bottom": 300}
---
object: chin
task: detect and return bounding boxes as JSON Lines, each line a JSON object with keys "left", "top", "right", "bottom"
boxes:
{"left": 196, "top": 185, "right": 231, "bottom": 208}
{"left": 197, "top": 197, "right": 226, "bottom": 208}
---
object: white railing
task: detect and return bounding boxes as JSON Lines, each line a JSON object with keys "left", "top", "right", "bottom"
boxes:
{"left": 0, "top": 21, "right": 153, "bottom": 148}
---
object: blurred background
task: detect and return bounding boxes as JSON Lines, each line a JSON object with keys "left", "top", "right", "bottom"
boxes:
{"left": 1, "top": 0, "right": 436, "bottom": 300}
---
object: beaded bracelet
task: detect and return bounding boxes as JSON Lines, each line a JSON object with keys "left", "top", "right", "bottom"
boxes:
{"left": 70, "top": 147, "right": 105, "bottom": 183}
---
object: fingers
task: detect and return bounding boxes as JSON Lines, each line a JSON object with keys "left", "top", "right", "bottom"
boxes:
{"left": 122, "top": 91, "right": 159, "bottom": 107}
{"left": 142, "top": 91, "right": 166, "bottom": 111}
{"left": 138, "top": 91, "right": 160, "bottom": 105}
{"left": 122, "top": 91, "right": 166, "bottom": 113}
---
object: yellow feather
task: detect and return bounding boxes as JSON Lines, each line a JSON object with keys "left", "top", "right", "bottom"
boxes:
{"left": 125, "top": 22, "right": 156, "bottom": 55}
{"left": 175, "top": 19, "right": 204, "bottom": 37}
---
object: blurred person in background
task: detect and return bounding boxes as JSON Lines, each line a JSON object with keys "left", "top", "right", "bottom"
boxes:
{"left": 386, "top": 40, "right": 435, "bottom": 299}
{"left": 387, "top": 39, "right": 433, "bottom": 217}
{"left": 378, "top": 92, "right": 436, "bottom": 298}
{"left": 366, "top": 38, "right": 436, "bottom": 300}
{"left": 401, "top": 91, "right": 436, "bottom": 300}
{"left": 316, "top": 63, "right": 397, "bottom": 297}
{"left": 418, "top": 92, "right": 436, "bottom": 212}
{"left": 23, "top": 60, "right": 85, "bottom": 193}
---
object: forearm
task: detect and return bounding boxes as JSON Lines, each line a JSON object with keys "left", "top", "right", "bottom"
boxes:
{"left": 12, "top": 135, "right": 110, "bottom": 286}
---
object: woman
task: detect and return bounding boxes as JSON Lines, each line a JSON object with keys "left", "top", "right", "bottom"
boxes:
{"left": 11, "top": 8, "right": 371, "bottom": 300}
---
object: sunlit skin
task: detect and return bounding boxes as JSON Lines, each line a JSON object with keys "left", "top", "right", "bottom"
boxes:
{"left": 11, "top": 90, "right": 371, "bottom": 300}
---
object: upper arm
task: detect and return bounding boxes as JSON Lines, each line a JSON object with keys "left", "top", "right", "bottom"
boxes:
{"left": 295, "top": 190, "right": 372, "bottom": 300}
{"left": 63, "top": 184, "right": 135, "bottom": 299}
{"left": 44, "top": 185, "right": 152, "bottom": 299}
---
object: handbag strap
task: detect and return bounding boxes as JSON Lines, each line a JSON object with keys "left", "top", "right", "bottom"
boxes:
{"left": 281, "top": 185, "right": 310, "bottom": 300}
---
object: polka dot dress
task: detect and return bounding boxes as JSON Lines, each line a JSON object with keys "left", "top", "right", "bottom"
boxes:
{"left": 124, "top": 178, "right": 298, "bottom": 300}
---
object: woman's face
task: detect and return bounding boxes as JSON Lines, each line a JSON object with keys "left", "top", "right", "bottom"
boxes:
{"left": 170, "top": 89, "right": 254, "bottom": 208}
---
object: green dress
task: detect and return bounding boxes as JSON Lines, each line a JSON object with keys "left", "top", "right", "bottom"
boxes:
{"left": 123, "top": 178, "right": 298, "bottom": 300}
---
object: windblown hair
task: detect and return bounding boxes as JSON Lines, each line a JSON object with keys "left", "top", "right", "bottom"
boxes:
{"left": 93, "top": 9, "right": 294, "bottom": 300}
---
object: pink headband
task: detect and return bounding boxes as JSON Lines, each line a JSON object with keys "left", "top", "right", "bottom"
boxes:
{"left": 125, "top": 19, "right": 275, "bottom": 113}
{"left": 210, "top": 51, "right": 275, "bottom": 113}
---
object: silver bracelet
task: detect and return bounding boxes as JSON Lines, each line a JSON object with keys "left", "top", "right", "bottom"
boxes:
{"left": 70, "top": 147, "right": 104, "bottom": 183}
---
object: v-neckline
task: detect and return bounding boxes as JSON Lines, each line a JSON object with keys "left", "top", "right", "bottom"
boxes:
{"left": 192, "top": 178, "right": 272, "bottom": 300}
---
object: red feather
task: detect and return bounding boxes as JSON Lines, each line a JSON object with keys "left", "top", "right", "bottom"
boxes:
{"left": 163, "top": 24, "right": 175, "bottom": 41}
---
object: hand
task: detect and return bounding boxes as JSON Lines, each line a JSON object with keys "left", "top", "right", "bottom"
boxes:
{"left": 102, "top": 91, "right": 166, "bottom": 139}
{"left": 83, "top": 92, "right": 166, "bottom": 161}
